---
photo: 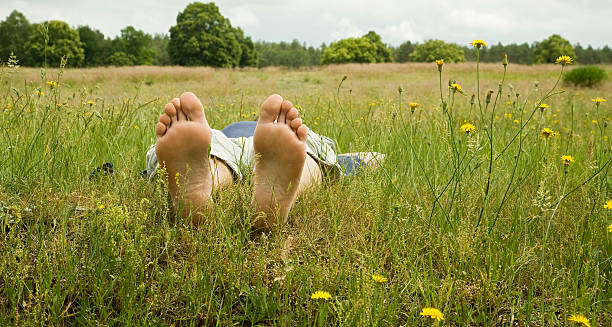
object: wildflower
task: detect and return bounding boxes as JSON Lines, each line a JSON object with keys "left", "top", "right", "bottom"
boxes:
{"left": 46, "top": 80, "right": 57, "bottom": 88}
{"left": 435, "top": 59, "right": 444, "bottom": 72}
{"left": 36, "top": 90, "right": 44, "bottom": 96}
{"left": 592, "top": 120, "right": 598, "bottom": 124}
{"left": 514, "top": 119, "right": 519, "bottom": 124}
{"left": 433, "top": 107, "right": 439, "bottom": 111}
{"left": 591, "top": 97, "right": 606, "bottom": 104}
{"left": 505, "top": 113, "right": 512, "bottom": 119}
{"left": 372, "top": 274, "right": 388, "bottom": 283}
{"left": 470, "top": 39, "right": 488, "bottom": 48}
{"left": 568, "top": 314, "right": 590, "bottom": 327}
{"left": 311, "top": 290, "right": 331, "bottom": 301}
{"left": 134, "top": 125, "right": 139, "bottom": 129}
{"left": 450, "top": 83, "right": 462, "bottom": 92}
{"left": 420, "top": 308, "right": 444, "bottom": 321}
{"left": 541, "top": 128, "right": 556, "bottom": 139}
{"left": 604, "top": 200, "right": 612, "bottom": 209}
{"left": 98, "top": 204, "right": 104, "bottom": 209}
{"left": 538, "top": 103, "right": 549, "bottom": 111}
{"left": 409, "top": 102, "right": 419, "bottom": 113}
{"left": 460, "top": 123, "right": 476, "bottom": 135}
{"left": 56, "top": 103, "right": 62, "bottom": 108}
{"left": 555, "top": 55, "right": 573, "bottom": 65}
{"left": 608, "top": 223, "right": 612, "bottom": 233}
{"left": 87, "top": 101, "right": 95, "bottom": 106}
{"left": 561, "top": 155, "right": 575, "bottom": 166}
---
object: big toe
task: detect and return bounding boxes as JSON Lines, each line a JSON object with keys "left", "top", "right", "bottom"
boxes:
{"left": 259, "top": 94, "right": 283, "bottom": 123}
{"left": 179, "top": 92, "right": 205, "bottom": 123}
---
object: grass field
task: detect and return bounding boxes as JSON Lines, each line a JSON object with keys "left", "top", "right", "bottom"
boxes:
{"left": 0, "top": 61, "right": 611, "bottom": 326}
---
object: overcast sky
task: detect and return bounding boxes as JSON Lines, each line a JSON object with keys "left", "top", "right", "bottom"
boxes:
{"left": 2, "top": 0, "right": 611, "bottom": 47}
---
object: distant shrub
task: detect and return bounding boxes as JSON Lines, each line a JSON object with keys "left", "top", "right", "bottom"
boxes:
{"left": 563, "top": 66, "right": 608, "bottom": 87}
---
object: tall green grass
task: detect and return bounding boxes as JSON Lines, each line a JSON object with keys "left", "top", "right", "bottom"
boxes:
{"left": 0, "top": 56, "right": 610, "bottom": 325}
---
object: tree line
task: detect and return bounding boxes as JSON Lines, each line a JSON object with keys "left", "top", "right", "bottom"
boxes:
{"left": 1, "top": 2, "right": 611, "bottom": 69}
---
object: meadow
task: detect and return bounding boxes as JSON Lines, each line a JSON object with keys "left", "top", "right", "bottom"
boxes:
{"left": 0, "top": 59, "right": 610, "bottom": 326}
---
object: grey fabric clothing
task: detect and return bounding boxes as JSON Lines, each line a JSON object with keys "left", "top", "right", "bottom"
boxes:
{"left": 145, "top": 128, "right": 340, "bottom": 180}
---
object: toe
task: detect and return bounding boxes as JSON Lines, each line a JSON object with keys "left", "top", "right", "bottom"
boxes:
{"left": 286, "top": 107, "right": 299, "bottom": 122}
{"left": 290, "top": 117, "right": 302, "bottom": 130}
{"left": 279, "top": 100, "right": 292, "bottom": 123}
{"left": 156, "top": 122, "right": 167, "bottom": 137}
{"left": 179, "top": 92, "right": 205, "bottom": 123}
{"left": 171, "top": 98, "right": 186, "bottom": 121}
{"left": 259, "top": 94, "right": 283, "bottom": 123}
{"left": 165, "top": 102, "right": 178, "bottom": 124}
{"left": 160, "top": 113, "right": 171, "bottom": 126}
{"left": 296, "top": 124, "right": 308, "bottom": 142}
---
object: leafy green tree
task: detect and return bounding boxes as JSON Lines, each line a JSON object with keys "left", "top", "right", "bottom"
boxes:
{"left": 23, "top": 20, "right": 84, "bottom": 67}
{"left": 169, "top": 2, "right": 254, "bottom": 67}
{"left": 321, "top": 31, "right": 393, "bottom": 64}
{"left": 0, "top": 10, "right": 34, "bottom": 61}
{"left": 255, "top": 40, "right": 321, "bottom": 68}
{"left": 395, "top": 41, "right": 415, "bottom": 62}
{"left": 108, "top": 26, "right": 155, "bottom": 66}
{"left": 533, "top": 34, "right": 575, "bottom": 63}
{"left": 235, "top": 27, "right": 258, "bottom": 67}
{"left": 107, "top": 51, "right": 135, "bottom": 66}
{"left": 409, "top": 39, "right": 465, "bottom": 63}
{"left": 362, "top": 31, "right": 393, "bottom": 63}
{"left": 77, "top": 25, "right": 109, "bottom": 66}
{"left": 151, "top": 33, "right": 171, "bottom": 65}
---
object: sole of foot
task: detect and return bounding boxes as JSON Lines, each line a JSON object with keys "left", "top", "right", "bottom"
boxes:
{"left": 251, "top": 94, "right": 308, "bottom": 230}
{"left": 155, "top": 92, "right": 212, "bottom": 224}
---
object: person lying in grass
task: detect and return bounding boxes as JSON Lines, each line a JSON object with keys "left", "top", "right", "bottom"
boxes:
{"left": 146, "top": 92, "right": 383, "bottom": 229}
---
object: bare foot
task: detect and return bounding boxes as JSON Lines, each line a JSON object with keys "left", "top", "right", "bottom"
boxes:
{"left": 155, "top": 92, "right": 212, "bottom": 224}
{"left": 252, "top": 94, "right": 308, "bottom": 229}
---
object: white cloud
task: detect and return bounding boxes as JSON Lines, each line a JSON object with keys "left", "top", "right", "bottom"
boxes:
{"left": 379, "top": 20, "right": 421, "bottom": 45}
{"left": 225, "top": 5, "right": 259, "bottom": 27}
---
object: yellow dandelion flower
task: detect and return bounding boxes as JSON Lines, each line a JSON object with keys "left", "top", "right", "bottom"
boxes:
{"left": 538, "top": 103, "right": 549, "bottom": 111}
{"left": 604, "top": 200, "right": 612, "bottom": 209}
{"left": 568, "top": 314, "right": 590, "bottom": 327}
{"left": 56, "top": 103, "right": 62, "bottom": 108}
{"left": 87, "top": 101, "right": 95, "bottom": 106}
{"left": 608, "top": 223, "right": 612, "bottom": 233}
{"left": 592, "top": 120, "right": 598, "bottom": 124}
{"left": 561, "top": 155, "right": 575, "bottom": 166}
{"left": 505, "top": 113, "right": 512, "bottom": 119}
{"left": 420, "top": 308, "right": 444, "bottom": 321}
{"left": 506, "top": 101, "right": 512, "bottom": 105}
{"left": 311, "top": 290, "right": 331, "bottom": 301}
{"left": 134, "top": 125, "right": 139, "bottom": 129}
{"left": 36, "top": 90, "right": 44, "bottom": 96}
{"left": 433, "top": 107, "right": 439, "bottom": 111}
{"left": 460, "top": 123, "right": 476, "bottom": 134}
{"left": 372, "top": 274, "right": 388, "bottom": 283}
{"left": 591, "top": 97, "right": 606, "bottom": 104}
{"left": 450, "top": 83, "right": 462, "bottom": 92}
{"left": 470, "top": 39, "right": 488, "bottom": 48}
{"left": 541, "top": 128, "right": 556, "bottom": 139}
{"left": 98, "top": 204, "right": 105, "bottom": 209}
{"left": 45, "top": 80, "right": 57, "bottom": 88}
{"left": 555, "top": 55, "right": 573, "bottom": 65}
{"left": 514, "top": 119, "right": 519, "bottom": 124}
{"left": 435, "top": 59, "right": 444, "bottom": 72}
{"left": 409, "top": 102, "right": 419, "bottom": 113}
